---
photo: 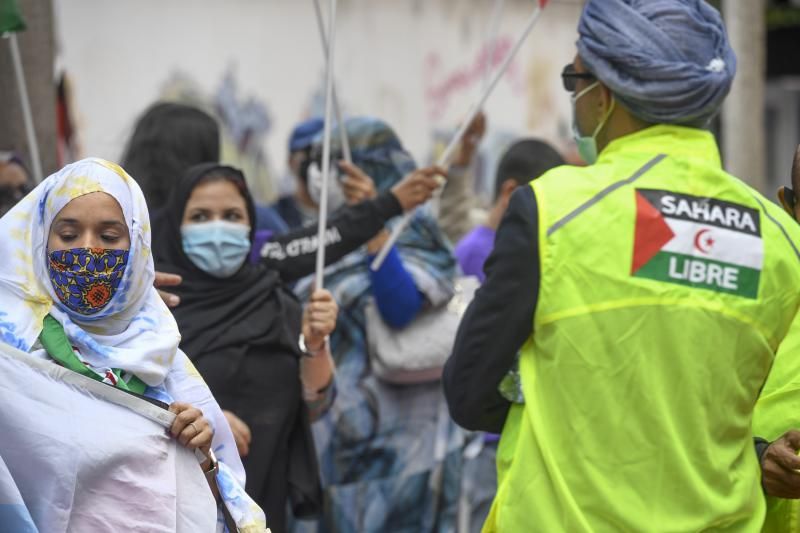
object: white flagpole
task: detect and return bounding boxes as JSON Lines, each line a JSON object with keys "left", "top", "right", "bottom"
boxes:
{"left": 431, "top": 0, "right": 504, "bottom": 221}
{"left": 314, "top": 0, "right": 338, "bottom": 290}
{"left": 371, "top": 3, "right": 546, "bottom": 271}
{"left": 483, "top": 0, "right": 506, "bottom": 91}
{"left": 312, "top": 0, "right": 352, "bottom": 163}
{"left": 6, "top": 33, "right": 43, "bottom": 183}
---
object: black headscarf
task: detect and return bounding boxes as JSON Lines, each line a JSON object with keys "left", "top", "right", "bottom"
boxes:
{"left": 152, "top": 163, "right": 302, "bottom": 365}
{"left": 153, "top": 164, "right": 322, "bottom": 525}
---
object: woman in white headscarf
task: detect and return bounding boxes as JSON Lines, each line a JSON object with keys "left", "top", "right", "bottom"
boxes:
{"left": 0, "top": 157, "right": 267, "bottom": 532}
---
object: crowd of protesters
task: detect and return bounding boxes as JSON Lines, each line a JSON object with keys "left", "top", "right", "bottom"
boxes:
{"left": 3, "top": 0, "right": 800, "bottom": 532}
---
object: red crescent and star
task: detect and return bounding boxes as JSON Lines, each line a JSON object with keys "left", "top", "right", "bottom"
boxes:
{"left": 693, "top": 228, "right": 715, "bottom": 254}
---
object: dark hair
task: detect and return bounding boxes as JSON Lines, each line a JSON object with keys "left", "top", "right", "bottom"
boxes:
{"left": 494, "top": 139, "right": 564, "bottom": 199}
{"left": 197, "top": 170, "right": 250, "bottom": 198}
{"left": 121, "top": 102, "right": 220, "bottom": 211}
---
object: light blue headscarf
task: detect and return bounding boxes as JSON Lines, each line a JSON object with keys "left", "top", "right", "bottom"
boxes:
{"left": 300, "top": 116, "right": 456, "bottom": 313}
{"left": 577, "top": 0, "right": 736, "bottom": 126}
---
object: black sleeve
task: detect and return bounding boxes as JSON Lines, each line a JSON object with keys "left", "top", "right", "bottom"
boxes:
{"left": 255, "top": 191, "right": 402, "bottom": 283}
{"left": 442, "top": 186, "right": 540, "bottom": 433}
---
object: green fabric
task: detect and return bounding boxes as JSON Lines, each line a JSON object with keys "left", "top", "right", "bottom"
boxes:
{"left": 485, "top": 125, "right": 800, "bottom": 533}
{"left": 39, "top": 315, "right": 147, "bottom": 395}
{"left": 497, "top": 355, "right": 524, "bottom": 404}
{"left": 0, "top": 0, "right": 25, "bottom": 33}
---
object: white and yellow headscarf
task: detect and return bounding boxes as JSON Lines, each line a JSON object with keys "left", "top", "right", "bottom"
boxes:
{"left": 0, "top": 158, "right": 268, "bottom": 531}
{"left": 0, "top": 157, "right": 179, "bottom": 386}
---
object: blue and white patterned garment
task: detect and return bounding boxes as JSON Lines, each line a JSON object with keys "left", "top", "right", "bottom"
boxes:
{"left": 0, "top": 158, "right": 267, "bottom": 532}
{"left": 292, "top": 118, "right": 465, "bottom": 533}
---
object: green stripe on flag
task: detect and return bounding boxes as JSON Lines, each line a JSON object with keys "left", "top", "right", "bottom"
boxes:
{"left": 0, "top": 0, "right": 25, "bottom": 33}
{"left": 634, "top": 251, "right": 761, "bottom": 299}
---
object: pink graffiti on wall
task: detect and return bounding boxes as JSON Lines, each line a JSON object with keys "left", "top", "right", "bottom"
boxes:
{"left": 425, "top": 37, "right": 525, "bottom": 121}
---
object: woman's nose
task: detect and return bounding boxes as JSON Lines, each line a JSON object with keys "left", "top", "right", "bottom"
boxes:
{"left": 77, "top": 234, "right": 105, "bottom": 249}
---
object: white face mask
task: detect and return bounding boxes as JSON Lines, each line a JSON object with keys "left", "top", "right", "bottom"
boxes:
{"left": 307, "top": 161, "right": 346, "bottom": 212}
{"left": 571, "top": 81, "right": 615, "bottom": 165}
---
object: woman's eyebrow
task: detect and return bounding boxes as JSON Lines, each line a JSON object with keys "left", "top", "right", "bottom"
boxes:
{"left": 52, "top": 219, "right": 127, "bottom": 230}
{"left": 51, "top": 218, "right": 79, "bottom": 228}
{"left": 98, "top": 220, "right": 127, "bottom": 229}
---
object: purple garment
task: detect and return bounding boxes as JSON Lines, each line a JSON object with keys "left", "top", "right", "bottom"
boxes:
{"left": 454, "top": 225, "right": 496, "bottom": 282}
{"left": 249, "top": 229, "right": 274, "bottom": 264}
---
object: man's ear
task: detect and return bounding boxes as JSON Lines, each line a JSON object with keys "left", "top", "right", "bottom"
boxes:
{"left": 500, "top": 178, "right": 520, "bottom": 199}
{"left": 598, "top": 83, "right": 614, "bottom": 114}
{"left": 777, "top": 187, "right": 794, "bottom": 217}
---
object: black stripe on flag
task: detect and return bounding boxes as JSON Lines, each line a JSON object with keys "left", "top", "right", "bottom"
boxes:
{"left": 638, "top": 189, "right": 761, "bottom": 237}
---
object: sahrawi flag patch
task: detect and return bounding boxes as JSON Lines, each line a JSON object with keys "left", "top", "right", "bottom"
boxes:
{"left": 631, "top": 189, "right": 762, "bottom": 298}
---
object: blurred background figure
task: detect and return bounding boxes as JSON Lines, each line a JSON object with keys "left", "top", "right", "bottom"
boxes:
{"left": 437, "top": 111, "right": 489, "bottom": 244}
{"left": 121, "top": 101, "right": 288, "bottom": 233}
{"left": 455, "top": 138, "right": 564, "bottom": 282}
{"left": 121, "top": 102, "right": 220, "bottom": 212}
{"left": 292, "top": 117, "right": 463, "bottom": 533}
{"left": 273, "top": 118, "right": 325, "bottom": 229}
{"left": 0, "top": 152, "right": 31, "bottom": 217}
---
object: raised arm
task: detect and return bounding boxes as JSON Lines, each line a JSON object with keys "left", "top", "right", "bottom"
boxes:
{"left": 255, "top": 165, "right": 444, "bottom": 283}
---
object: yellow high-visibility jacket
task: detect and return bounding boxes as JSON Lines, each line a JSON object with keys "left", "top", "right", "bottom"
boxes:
{"left": 485, "top": 125, "right": 800, "bottom": 532}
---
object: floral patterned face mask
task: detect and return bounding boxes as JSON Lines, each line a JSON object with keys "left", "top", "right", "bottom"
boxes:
{"left": 47, "top": 248, "right": 129, "bottom": 316}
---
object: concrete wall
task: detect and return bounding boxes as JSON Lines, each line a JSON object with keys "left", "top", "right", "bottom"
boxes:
{"left": 54, "top": 0, "right": 585, "bottom": 200}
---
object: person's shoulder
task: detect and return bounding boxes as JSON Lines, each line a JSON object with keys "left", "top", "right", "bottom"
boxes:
{"left": 254, "top": 203, "right": 289, "bottom": 233}
{"left": 507, "top": 183, "right": 538, "bottom": 212}
{"left": 527, "top": 163, "right": 600, "bottom": 201}
{"left": 535, "top": 163, "right": 592, "bottom": 183}
{"left": 274, "top": 195, "right": 296, "bottom": 210}
{"left": 496, "top": 188, "right": 539, "bottom": 243}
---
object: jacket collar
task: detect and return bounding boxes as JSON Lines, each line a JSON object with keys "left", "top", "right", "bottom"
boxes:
{"left": 598, "top": 124, "right": 722, "bottom": 168}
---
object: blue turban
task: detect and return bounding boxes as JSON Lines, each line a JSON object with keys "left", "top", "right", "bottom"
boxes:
{"left": 288, "top": 117, "right": 324, "bottom": 152}
{"left": 577, "top": 0, "right": 737, "bottom": 126}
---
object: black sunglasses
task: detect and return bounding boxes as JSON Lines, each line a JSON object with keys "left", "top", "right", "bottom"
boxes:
{"left": 561, "top": 63, "right": 596, "bottom": 93}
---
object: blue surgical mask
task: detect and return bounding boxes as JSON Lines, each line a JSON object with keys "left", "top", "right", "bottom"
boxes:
{"left": 181, "top": 221, "right": 251, "bottom": 278}
{"left": 571, "top": 81, "right": 615, "bottom": 165}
